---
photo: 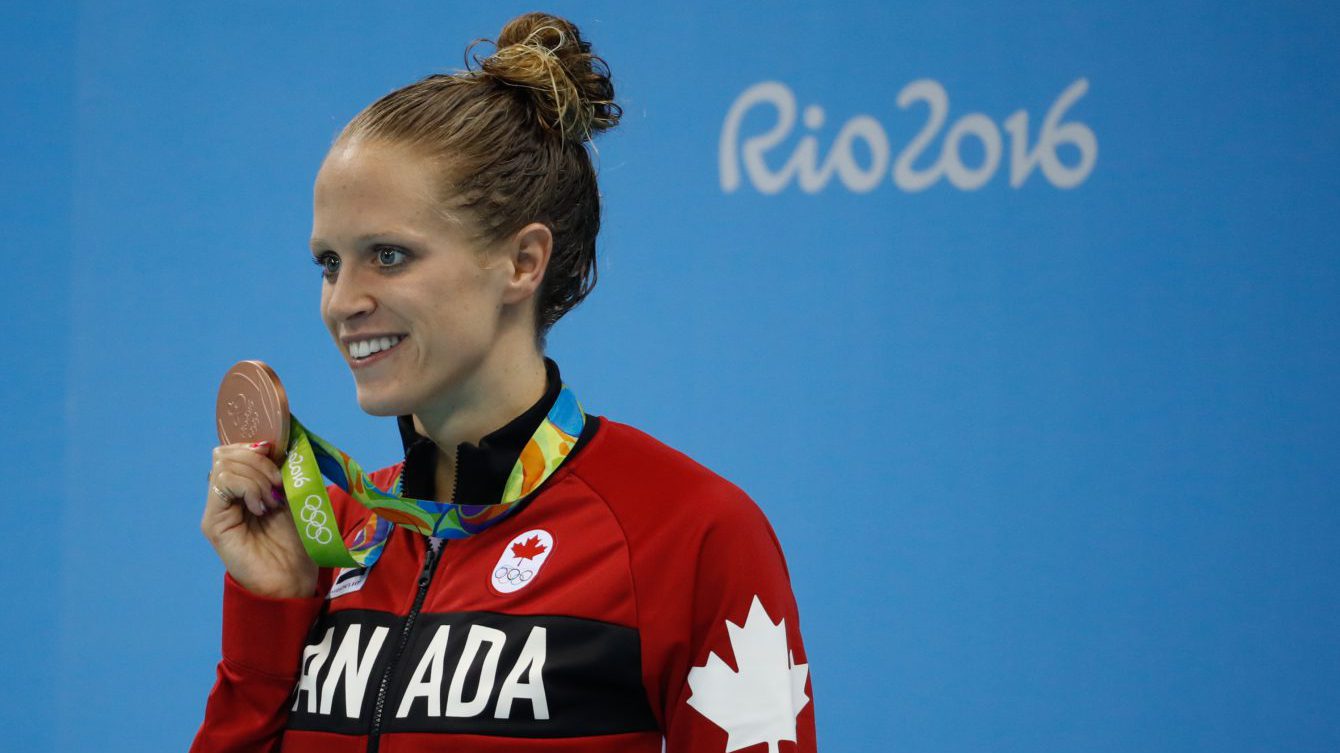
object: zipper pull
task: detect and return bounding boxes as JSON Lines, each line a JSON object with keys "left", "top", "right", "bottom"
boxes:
{"left": 418, "top": 537, "right": 444, "bottom": 590}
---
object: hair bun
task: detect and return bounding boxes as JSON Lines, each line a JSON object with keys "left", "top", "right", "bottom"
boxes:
{"left": 472, "top": 12, "right": 621, "bottom": 143}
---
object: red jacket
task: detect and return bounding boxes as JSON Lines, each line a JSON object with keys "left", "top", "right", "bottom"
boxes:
{"left": 192, "top": 372, "right": 815, "bottom": 753}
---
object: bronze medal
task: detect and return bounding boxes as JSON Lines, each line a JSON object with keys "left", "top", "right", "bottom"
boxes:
{"left": 215, "top": 360, "right": 290, "bottom": 464}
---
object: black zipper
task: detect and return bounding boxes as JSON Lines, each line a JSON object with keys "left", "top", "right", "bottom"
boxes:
{"left": 366, "top": 447, "right": 458, "bottom": 753}
{"left": 366, "top": 535, "right": 444, "bottom": 752}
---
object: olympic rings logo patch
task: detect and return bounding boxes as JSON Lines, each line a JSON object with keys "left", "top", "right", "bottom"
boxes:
{"left": 494, "top": 566, "right": 534, "bottom": 585}
{"left": 490, "top": 529, "right": 554, "bottom": 595}
{"left": 299, "top": 494, "right": 334, "bottom": 545}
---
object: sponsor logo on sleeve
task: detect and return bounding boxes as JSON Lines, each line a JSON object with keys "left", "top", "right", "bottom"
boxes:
{"left": 327, "top": 566, "right": 370, "bottom": 600}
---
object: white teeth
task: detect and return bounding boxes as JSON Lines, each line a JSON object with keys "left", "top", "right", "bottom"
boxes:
{"left": 348, "top": 335, "right": 403, "bottom": 360}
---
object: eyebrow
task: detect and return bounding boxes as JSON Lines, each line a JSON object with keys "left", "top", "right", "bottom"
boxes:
{"left": 308, "top": 232, "right": 409, "bottom": 252}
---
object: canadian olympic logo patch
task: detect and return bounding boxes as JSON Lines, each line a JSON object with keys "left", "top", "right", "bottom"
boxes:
{"left": 491, "top": 529, "right": 554, "bottom": 594}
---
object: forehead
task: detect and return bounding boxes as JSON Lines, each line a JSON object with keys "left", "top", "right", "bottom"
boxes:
{"left": 311, "top": 139, "right": 461, "bottom": 247}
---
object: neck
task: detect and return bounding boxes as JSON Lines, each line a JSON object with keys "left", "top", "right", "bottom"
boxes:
{"left": 410, "top": 340, "right": 547, "bottom": 501}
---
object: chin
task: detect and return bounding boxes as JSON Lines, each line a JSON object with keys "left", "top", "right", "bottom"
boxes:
{"left": 354, "top": 387, "right": 413, "bottom": 418}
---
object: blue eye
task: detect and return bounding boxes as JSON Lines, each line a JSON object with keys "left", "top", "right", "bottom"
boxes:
{"left": 311, "top": 246, "right": 405, "bottom": 281}
{"left": 375, "top": 246, "right": 408, "bottom": 267}
{"left": 312, "top": 253, "right": 339, "bottom": 280}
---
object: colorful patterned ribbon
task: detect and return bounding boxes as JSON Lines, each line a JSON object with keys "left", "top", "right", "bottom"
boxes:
{"left": 279, "top": 385, "right": 586, "bottom": 568}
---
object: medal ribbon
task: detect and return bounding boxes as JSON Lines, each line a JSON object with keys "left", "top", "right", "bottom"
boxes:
{"left": 278, "top": 384, "right": 586, "bottom": 568}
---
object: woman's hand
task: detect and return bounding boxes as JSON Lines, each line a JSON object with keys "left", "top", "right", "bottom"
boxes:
{"left": 201, "top": 441, "right": 319, "bottom": 599}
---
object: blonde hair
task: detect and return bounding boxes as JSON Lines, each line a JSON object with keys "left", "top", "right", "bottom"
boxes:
{"left": 338, "top": 11, "right": 622, "bottom": 339}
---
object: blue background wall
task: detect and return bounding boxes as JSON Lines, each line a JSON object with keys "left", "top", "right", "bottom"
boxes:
{"left": 3, "top": 2, "right": 1338, "bottom": 751}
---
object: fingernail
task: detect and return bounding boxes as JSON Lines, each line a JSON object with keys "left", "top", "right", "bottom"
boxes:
{"left": 271, "top": 486, "right": 286, "bottom": 504}
{"left": 249, "top": 441, "right": 272, "bottom": 451}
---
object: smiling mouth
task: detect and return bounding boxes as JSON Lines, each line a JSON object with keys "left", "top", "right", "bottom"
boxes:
{"left": 348, "top": 335, "right": 407, "bottom": 364}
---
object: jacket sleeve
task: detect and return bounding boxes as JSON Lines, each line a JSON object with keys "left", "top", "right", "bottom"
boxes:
{"left": 662, "top": 492, "right": 817, "bottom": 753}
{"left": 189, "top": 573, "right": 327, "bottom": 753}
{"left": 190, "top": 473, "right": 369, "bottom": 753}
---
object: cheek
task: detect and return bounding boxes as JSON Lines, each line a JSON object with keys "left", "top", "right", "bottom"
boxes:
{"left": 319, "top": 288, "right": 334, "bottom": 329}
{"left": 420, "top": 292, "right": 493, "bottom": 347}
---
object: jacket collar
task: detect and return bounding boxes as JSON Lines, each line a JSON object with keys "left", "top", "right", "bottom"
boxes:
{"left": 394, "top": 357, "right": 593, "bottom": 503}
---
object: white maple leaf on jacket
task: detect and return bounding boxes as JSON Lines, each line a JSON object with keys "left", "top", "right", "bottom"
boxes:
{"left": 686, "top": 595, "right": 810, "bottom": 753}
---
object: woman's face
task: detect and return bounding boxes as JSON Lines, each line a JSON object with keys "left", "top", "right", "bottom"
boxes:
{"left": 310, "top": 139, "right": 510, "bottom": 419}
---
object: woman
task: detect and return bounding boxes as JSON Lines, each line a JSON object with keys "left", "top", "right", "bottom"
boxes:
{"left": 195, "top": 12, "right": 815, "bottom": 753}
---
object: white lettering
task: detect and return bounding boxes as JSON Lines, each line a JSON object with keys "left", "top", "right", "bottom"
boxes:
{"left": 941, "top": 113, "right": 1002, "bottom": 190}
{"left": 494, "top": 626, "right": 549, "bottom": 720}
{"left": 721, "top": 77, "right": 1096, "bottom": 194}
{"left": 319, "top": 625, "right": 389, "bottom": 717}
{"left": 287, "top": 450, "right": 311, "bottom": 488}
{"left": 1003, "top": 78, "right": 1097, "bottom": 188}
{"left": 396, "top": 625, "right": 452, "bottom": 718}
{"left": 445, "top": 625, "right": 506, "bottom": 718}
{"left": 893, "top": 79, "right": 949, "bottom": 192}
{"left": 720, "top": 81, "right": 796, "bottom": 194}
{"left": 292, "top": 627, "right": 334, "bottom": 713}
{"left": 788, "top": 107, "right": 891, "bottom": 194}
{"left": 390, "top": 622, "right": 554, "bottom": 721}
{"left": 830, "top": 115, "right": 890, "bottom": 193}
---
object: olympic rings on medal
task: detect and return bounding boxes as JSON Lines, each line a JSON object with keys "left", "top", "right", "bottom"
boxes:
{"left": 299, "top": 494, "right": 334, "bottom": 544}
{"left": 493, "top": 565, "right": 534, "bottom": 585}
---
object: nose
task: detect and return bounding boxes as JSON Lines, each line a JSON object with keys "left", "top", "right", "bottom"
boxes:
{"left": 323, "top": 266, "right": 376, "bottom": 324}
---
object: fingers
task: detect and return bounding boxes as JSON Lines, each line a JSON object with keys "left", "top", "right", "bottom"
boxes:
{"left": 208, "top": 442, "right": 286, "bottom": 518}
{"left": 214, "top": 468, "right": 270, "bottom": 516}
{"left": 227, "top": 442, "right": 284, "bottom": 486}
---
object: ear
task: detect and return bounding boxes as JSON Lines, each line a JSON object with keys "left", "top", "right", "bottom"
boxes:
{"left": 499, "top": 222, "right": 553, "bottom": 306}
